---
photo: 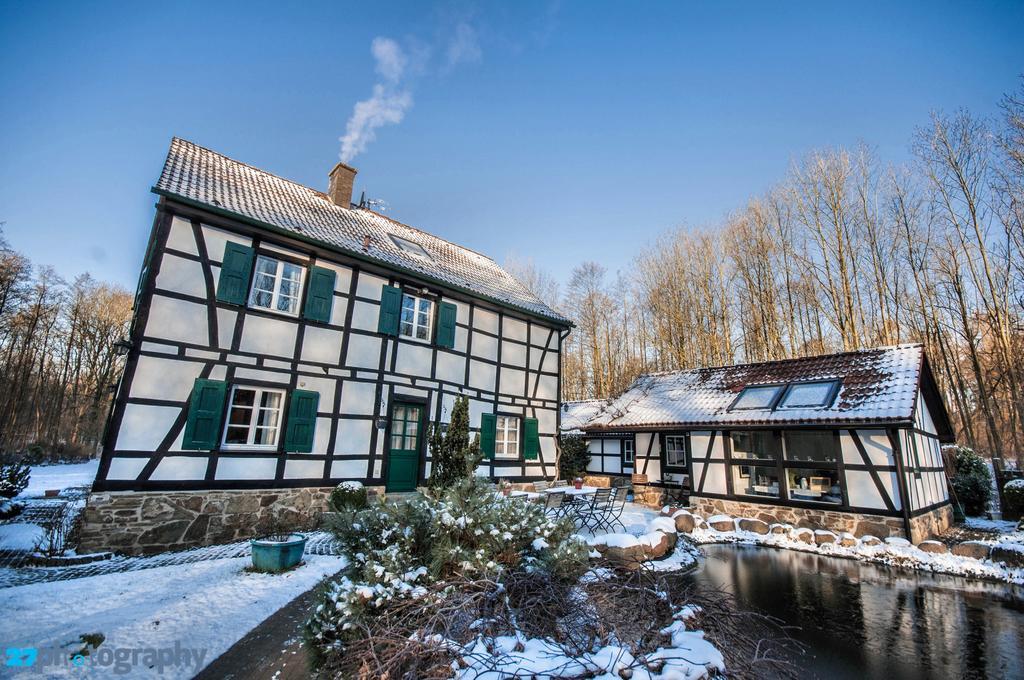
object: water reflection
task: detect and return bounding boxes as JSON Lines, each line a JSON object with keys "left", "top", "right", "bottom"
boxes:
{"left": 691, "top": 545, "right": 1024, "bottom": 680}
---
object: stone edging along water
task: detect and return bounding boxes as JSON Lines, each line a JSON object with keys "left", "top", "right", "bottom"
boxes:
{"left": 661, "top": 508, "right": 1024, "bottom": 586}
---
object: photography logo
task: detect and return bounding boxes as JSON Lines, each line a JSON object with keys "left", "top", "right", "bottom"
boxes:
{"left": 5, "top": 643, "right": 207, "bottom": 675}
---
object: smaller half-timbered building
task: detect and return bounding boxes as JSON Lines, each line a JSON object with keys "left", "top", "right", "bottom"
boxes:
{"left": 565, "top": 345, "right": 955, "bottom": 542}
{"left": 80, "top": 138, "right": 571, "bottom": 554}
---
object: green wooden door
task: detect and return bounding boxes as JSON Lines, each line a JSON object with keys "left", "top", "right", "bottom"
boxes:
{"left": 386, "top": 403, "right": 423, "bottom": 492}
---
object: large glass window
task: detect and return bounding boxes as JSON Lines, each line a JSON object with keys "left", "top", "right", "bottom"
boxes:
{"left": 222, "top": 386, "right": 284, "bottom": 449}
{"left": 730, "top": 385, "right": 785, "bottom": 410}
{"left": 495, "top": 416, "right": 520, "bottom": 458}
{"left": 622, "top": 439, "right": 635, "bottom": 465}
{"left": 733, "top": 465, "right": 780, "bottom": 498}
{"left": 783, "top": 431, "right": 840, "bottom": 463}
{"left": 400, "top": 294, "right": 434, "bottom": 341}
{"left": 787, "top": 468, "right": 842, "bottom": 504}
{"left": 730, "top": 431, "right": 781, "bottom": 460}
{"left": 779, "top": 380, "right": 839, "bottom": 409}
{"left": 390, "top": 235, "right": 432, "bottom": 259}
{"left": 249, "top": 255, "right": 304, "bottom": 316}
{"left": 664, "top": 435, "right": 687, "bottom": 467}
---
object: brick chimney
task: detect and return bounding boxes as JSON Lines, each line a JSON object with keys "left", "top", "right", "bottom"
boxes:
{"left": 327, "top": 162, "right": 358, "bottom": 208}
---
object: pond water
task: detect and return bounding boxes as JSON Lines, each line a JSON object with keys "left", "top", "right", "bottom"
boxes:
{"left": 689, "top": 544, "right": 1024, "bottom": 680}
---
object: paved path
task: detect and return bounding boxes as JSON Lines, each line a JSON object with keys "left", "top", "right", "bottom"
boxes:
{"left": 0, "top": 531, "right": 342, "bottom": 589}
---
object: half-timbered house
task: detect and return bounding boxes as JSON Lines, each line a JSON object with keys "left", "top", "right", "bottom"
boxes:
{"left": 80, "top": 138, "right": 571, "bottom": 554}
{"left": 565, "top": 345, "right": 955, "bottom": 542}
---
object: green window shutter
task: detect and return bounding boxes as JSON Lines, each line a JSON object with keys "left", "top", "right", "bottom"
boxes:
{"left": 216, "top": 242, "right": 255, "bottom": 305}
{"left": 182, "top": 379, "right": 228, "bottom": 450}
{"left": 435, "top": 301, "right": 457, "bottom": 348}
{"left": 523, "top": 418, "right": 540, "bottom": 460}
{"left": 377, "top": 285, "right": 402, "bottom": 335}
{"left": 284, "top": 390, "right": 320, "bottom": 453}
{"left": 303, "top": 266, "right": 336, "bottom": 323}
{"left": 480, "top": 413, "right": 497, "bottom": 459}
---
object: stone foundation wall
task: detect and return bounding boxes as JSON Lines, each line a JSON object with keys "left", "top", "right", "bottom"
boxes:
{"left": 79, "top": 487, "right": 339, "bottom": 555}
{"left": 690, "top": 496, "right": 906, "bottom": 538}
{"left": 908, "top": 504, "right": 954, "bottom": 543}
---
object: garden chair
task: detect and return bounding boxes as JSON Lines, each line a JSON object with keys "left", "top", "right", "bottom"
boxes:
{"left": 580, "top": 488, "right": 613, "bottom": 532}
{"left": 533, "top": 480, "right": 551, "bottom": 493}
{"left": 552, "top": 480, "right": 569, "bottom": 488}
{"left": 543, "top": 491, "right": 566, "bottom": 518}
{"left": 603, "top": 486, "right": 628, "bottom": 532}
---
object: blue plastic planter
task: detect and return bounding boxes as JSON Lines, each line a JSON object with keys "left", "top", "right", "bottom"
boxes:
{"left": 250, "top": 533, "right": 307, "bottom": 573}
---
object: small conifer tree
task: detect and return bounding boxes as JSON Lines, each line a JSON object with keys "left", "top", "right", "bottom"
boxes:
{"left": 427, "top": 396, "right": 482, "bottom": 489}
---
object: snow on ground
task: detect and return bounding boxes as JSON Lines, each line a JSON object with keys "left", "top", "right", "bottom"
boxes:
{"left": 17, "top": 460, "right": 99, "bottom": 498}
{"left": 0, "top": 522, "right": 46, "bottom": 551}
{"left": 687, "top": 524, "right": 1024, "bottom": 585}
{"left": 0, "top": 554, "right": 344, "bottom": 679}
{"left": 964, "top": 516, "right": 1020, "bottom": 533}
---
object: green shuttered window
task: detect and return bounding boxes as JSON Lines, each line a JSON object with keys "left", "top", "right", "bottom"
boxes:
{"left": 523, "top": 418, "right": 540, "bottom": 460}
{"left": 284, "top": 390, "right": 320, "bottom": 453}
{"left": 435, "top": 301, "right": 457, "bottom": 349}
{"left": 480, "top": 413, "right": 497, "bottom": 459}
{"left": 378, "top": 285, "right": 402, "bottom": 335}
{"left": 183, "top": 379, "right": 228, "bottom": 450}
{"left": 217, "top": 242, "right": 255, "bottom": 305}
{"left": 303, "top": 266, "right": 336, "bottom": 323}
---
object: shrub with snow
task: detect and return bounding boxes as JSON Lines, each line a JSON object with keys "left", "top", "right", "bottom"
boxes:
{"left": 1003, "top": 478, "right": 1024, "bottom": 517}
{"left": 0, "top": 462, "right": 30, "bottom": 499}
{"left": 950, "top": 446, "right": 992, "bottom": 516}
{"left": 328, "top": 480, "right": 368, "bottom": 511}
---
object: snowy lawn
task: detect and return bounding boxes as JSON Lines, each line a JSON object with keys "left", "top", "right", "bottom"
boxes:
{"left": 0, "top": 522, "right": 47, "bottom": 551}
{"left": 17, "top": 460, "right": 100, "bottom": 498}
{"left": 0, "top": 554, "right": 344, "bottom": 678}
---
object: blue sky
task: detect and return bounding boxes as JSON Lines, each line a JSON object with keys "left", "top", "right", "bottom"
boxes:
{"left": 1, "top": 1, "right": 1021, "bottom": 292}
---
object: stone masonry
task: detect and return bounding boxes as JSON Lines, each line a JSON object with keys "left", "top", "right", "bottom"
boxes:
{"left": 79, "top": 487, "right": 339, "bottom": 555}
{"left": 690, "top": 497, "right": 907, "bottom": 539}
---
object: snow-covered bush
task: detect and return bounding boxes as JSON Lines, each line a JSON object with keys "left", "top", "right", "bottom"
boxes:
{"left": 307, "top": 477, "right": 589, "bottom": 668}
{"left": 1003, "top": 478, "right": 1024, "bottom": 517}
{"left": 426, "top": 396, "right": 481, "bottom": 489}
{"left": 328, "top": 480, "right": 367, "bottom": 511}
{"left": 0, "top": 462, "right": 30, "bottom": 499}
{"left": 950, "top": 446, "right": 992, "bottom": 516}
{"left": 0, "top": 499, "right": 24, "bottom": 520}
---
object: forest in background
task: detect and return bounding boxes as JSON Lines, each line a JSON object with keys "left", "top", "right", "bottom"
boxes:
{"left": 0, "top": 230, "right": 132, "bottom": 458}
{"left": 510, "top": 81, "right": 1024, "bottom": 465}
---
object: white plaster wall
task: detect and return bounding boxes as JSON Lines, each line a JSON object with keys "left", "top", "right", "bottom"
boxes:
{"left": 145, "top": 296, "right": 209, "bottom": 345}
{"left": 349, "top": 300, "right": 380, "bottom": 332}
{"left": 215, "top": 457, "right": 277, "bottom": 480}
{"left": 105, "top": 457, "right": 149, "bottom": 481}
{"left": 841, "top": 430, "right": 894, "bottom": 467}
{"left": 469, "top": 360, "right": 496, "bottom": 392}
{"left": 201, "top": 225, "right": 252, "bottom": 265}
{"left": 500, "top": 367, "right": 526, "bottom": 397}
{"left": 334, "top": 419, "right": 373, "bottom": 455}
{"left": 471, "top": 332, "right": 498, "bottom": 361}
{"left": 340, "top": 381, "right": 377, "bottom": 415}
{"left": 216, "top": 308, "right": 237, "bottom": 349}
{"left": 503, "top": 317, "right": 528, "bottom": 342}
{"left": 130, "top": 356, "right": 204, "bottom": 402}
{"left": 116, "top": 404, "right": 181, "bottom": 451}
{"left": 284, "top": 459, "right": 325, "bottom": 479}
{"left": 331, "top": 459, "right": 368, "bottom": 478}
{"left": 502, "top": 341, "right": 527, "bottom": 367}
{"left": 239, "top": 315, "right": 298, "bottom": 358}
{"left": 435, "top": 351, "right": 466, "bottom": 384}
{"left": 151, "top": 456, "right": 208, "bottom": 480}
{"left": 156, "top": 254, "right": 207, "bottom": 298}
{"left": 166, "top": 216, "right": 198, "bottom": 255}
{"left": 301, "top": 326, "right": 343, "bottom": 365}
{"left": 395, "top": 342, "right": 433, "bottom": 378}
{"left": 473, "top": 308, "right": 499, "bottom": 335}
{"left": 346, "top": 334, "right": 381, "bottom": 369}
{"left": 355, "top": 272, "right": 387, "bottom": 300}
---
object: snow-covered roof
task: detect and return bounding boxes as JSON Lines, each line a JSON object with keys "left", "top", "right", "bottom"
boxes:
{"left": 153, "top": 138, "right": 570, "bottom": 326}
{"left": 560, "top": 400, "right": 606, "bottom": 433}
{"left": 580, "top": 345, "right": 930, "bottom": 431}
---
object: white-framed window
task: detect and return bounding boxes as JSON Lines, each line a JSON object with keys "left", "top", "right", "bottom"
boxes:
{"left": 622, "top": 438, "right": 635, "bottom": 465}
{"left": 664, "top": 435, "right": 687, "bottom": 467}
{"left": 390, "top": 235, "right": 432, "bottom": 260}
{"left": 400, "top": 293, "right": 434, "bottom": 341}
{"left": 222, "top": 386, "right": 285, "bottom": 449}
{"left": 249, "top": 255, "right": 305, "bottom": 316}
{"left": 495, "top": 416, "right": 520, "bottom": 458}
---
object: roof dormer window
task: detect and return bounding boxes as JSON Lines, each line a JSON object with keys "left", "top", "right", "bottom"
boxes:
{"left": 778, "top": 380, "right": 841, "bottom": 409}
{"left": 390, "top": 235, "right": 431, "bottom": 260}
{"left": 729, "top": 384, "right": 785, "bottom": 411}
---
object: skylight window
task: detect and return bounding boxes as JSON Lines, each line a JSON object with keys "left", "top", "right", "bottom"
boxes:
{"left": 390, "top": 235, "right": 431, "bottom": 260}
{"left": 778, "top": 380, "right": 840, "bottom": 409}
{"left": 729, "top": 385, "right": 785, "bottom": 410}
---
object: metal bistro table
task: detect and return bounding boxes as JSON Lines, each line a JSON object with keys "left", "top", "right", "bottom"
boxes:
{"left": 545, "top": 485, "right": 599, "bottom": 523}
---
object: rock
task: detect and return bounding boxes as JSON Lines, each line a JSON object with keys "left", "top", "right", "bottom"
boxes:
{"left": 674, "top": 512, "right": 697, "bottom": 533}
{"left": 792, "top": 528, "right": 815, "bottom": 544}
{"left": 839, "top": 533, "right": 858, "bottom": 547}
{"left": 990, "top": 545, "right": 1024, "bottom": 568}
{"left": 769, "top": 523, "right": 791, "bottom": 535}
{"left": 884, "top": 537, "right": 912, "bottom": 548}
{"left": 814, "top": 530, "right": 837, "bottom": 545}
{"left": 796, "top": 519, "right": 822, "bottom": 531}
{"left": 738, "top": 518, "right": 770, "bottom": 535}
{"left": 916, "top": 540, "right": 947, "bottom": 554}
{"left": 951, "top": 541, "right": 991, "bottom": 560}
{"left": 182, "top": 514, "right": 211, "bottom": 543}
{"left": 854, "top": 521, "right": 892, "bottom": 539}
{"left": 137, "top": 519, "right": 190, "bottom": 547}
{"left": 661, "top": 506, "right": 680, "bottom": 517}
{"left": 708, "top": 515, "right": 736, "bottom": 532}
{"left": 755, "top": 512, "right": 779, "bottom": 525}
{"left": 860, "top": 535, "right": 882, "bottom": 547}
{"left": 643, "top": 531, "right": 677, "bottom": 560}
{"left": 604, "top": 544, "right": 648, "bottom": 569}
